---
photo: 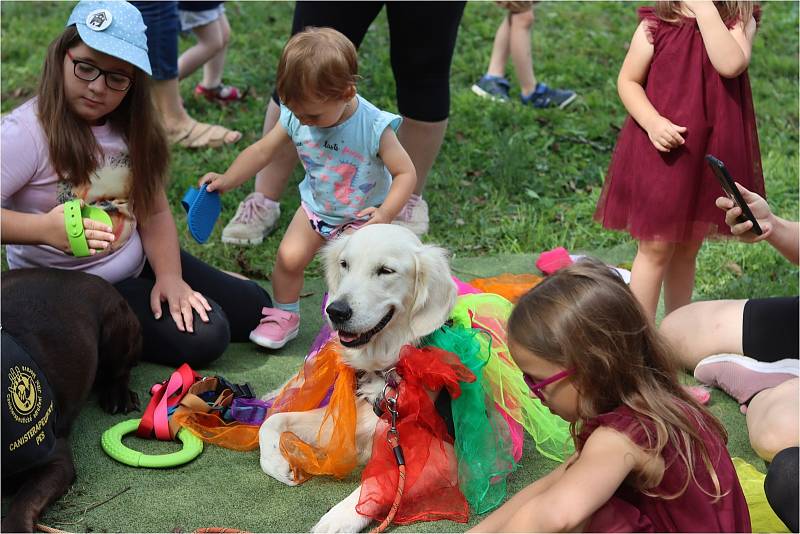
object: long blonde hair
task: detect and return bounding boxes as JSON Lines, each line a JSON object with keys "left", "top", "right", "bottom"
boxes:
{"left": 508, "top": 258, "right": 728, "bottom": 500}
{"left": 655, "top": 1, "right": 755, "bottom": 26}
{"left": 37, "top": 26, "right": 169, "bottom": 220}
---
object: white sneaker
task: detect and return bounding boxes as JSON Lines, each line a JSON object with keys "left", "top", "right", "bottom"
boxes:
{"left": 221, "top": 192, "right": 280, "bottom": 245}
{"left": 392, "top": 194, "right": 429, "bottom": 236}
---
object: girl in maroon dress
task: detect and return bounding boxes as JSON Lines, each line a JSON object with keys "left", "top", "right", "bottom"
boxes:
{"left": 470, "top": 258, "right": 750, "bottom": 533}
{"left": 594, "top": 1, "right": 764, "bottom": 319}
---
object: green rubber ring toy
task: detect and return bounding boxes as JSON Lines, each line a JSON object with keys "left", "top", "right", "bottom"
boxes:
{"left": 101, "top": 418, "right": 204, "bottom": 468}
{"left": 63, "top": 199, "right": 113, "bottom": 257}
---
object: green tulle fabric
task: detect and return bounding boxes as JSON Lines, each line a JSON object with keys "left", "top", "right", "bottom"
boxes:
{"left": 450, "top": 293, "right": 574, "bottom": 462}
{"left": 424, "top": 325, "right": 517, "bottom": 514}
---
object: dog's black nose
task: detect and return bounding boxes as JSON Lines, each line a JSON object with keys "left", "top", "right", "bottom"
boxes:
{"left": 326, "top": 300, "right": 352, "bottom": 323}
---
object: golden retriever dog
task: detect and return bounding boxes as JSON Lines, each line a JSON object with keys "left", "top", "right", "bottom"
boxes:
{"left": 258, "top": 224, "right": 457, "bottom": 533}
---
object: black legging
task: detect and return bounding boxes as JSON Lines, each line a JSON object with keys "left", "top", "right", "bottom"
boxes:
{"left": 765, "top": 447, "right": 799, "bottom": 532}
{"left": 114, "top": 250, "right": 271, "bottom": 368}
{"left": 272, "top": 1, "right": 466, "bottom": 122}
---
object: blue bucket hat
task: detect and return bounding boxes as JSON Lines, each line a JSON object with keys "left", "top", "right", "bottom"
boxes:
{"left": 66, "top": 1, "right": 151, "bottom": 75}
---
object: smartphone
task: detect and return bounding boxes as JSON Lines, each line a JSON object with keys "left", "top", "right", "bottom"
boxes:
{"left": 705, "top": 154, "right": 763, "bottom": 236}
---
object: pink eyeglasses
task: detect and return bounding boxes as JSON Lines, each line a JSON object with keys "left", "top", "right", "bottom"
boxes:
{"left": 523, "top": 369, "right": 574, "bottom": 402}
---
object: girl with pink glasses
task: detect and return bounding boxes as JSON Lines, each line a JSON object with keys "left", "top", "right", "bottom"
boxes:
{"left": 470, "top": 258, "right": 749, "bottom": 532}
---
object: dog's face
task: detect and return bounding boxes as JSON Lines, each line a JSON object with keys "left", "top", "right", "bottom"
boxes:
{"left": 322, "top": 225, "right": 456, "bottom": 368}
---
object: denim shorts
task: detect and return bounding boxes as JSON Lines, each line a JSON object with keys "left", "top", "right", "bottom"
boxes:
{"left": 130, "top": 1, "right": 180, "bottom": 80}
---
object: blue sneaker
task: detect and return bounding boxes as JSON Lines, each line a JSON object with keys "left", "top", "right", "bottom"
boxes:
{"left": 471, "top": 75, "right": 511, "bottom": 102}
{"left": 521, "top": 83, "right": 577, "bottom": 109}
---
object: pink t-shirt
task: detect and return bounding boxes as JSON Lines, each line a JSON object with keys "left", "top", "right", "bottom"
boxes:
{"left": 1, "top": 99, "right": 145, "bottom": 283}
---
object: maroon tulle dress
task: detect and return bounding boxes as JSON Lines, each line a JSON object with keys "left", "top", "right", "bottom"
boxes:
{"left": 595, "top": 7, "right": 765, "bottom": 243}
{"left": 581, "top": 405, "right": 751, "bottom": 532}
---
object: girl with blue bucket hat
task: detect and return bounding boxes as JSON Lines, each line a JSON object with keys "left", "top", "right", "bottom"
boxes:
{"left": 1, "top": 1, "right": 273, "bottom": 368}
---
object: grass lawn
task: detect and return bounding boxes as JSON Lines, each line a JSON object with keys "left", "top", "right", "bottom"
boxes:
{"left": 1, "top": 1, "right": 798, "bottom": 532}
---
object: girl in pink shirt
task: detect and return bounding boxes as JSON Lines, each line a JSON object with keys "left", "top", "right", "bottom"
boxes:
{"left": 1, "top": 0, "right": 271, "bottom": 367}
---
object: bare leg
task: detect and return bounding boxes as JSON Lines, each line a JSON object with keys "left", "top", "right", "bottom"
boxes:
{"left": 630, "top": 240, "right": 675, "bottom": 320}
{"left": 200, "top": 13, "right": 231, "bottom": 89}
{"left": 746, "top": 378, "right": 800, "bottom": 462}
{"left": 2, "top": 438, "right": 75, "bottom": 533}
{"left": 659, "top": 300, "right": 746, "bottom": 370}
{"left": 254, "top": 99, "right": 298, "bottom": 200}
{"left": 487, "top": 16, "right": 511, "bottom": 78}
{"left": 151, "top": 78, "right": 240, "bottom": 143}
{"left": 663, "top": 240, "right": 703, "bottom": 314}
{"left": 509, "top": 9, "right": 537, "bottom": 95}
{"left": 271, "top": 207, "right": 325, "bottom": 305}
{"left": 177, "top": 19, "right": 225, "bottom": 82}
{"left": 397, "top": 118, "right": 448, "bottom": 195}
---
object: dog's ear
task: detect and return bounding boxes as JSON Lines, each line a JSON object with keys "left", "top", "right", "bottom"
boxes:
{"left": 409, "top": 244, "right": 457, "bottom": 338}
{"left": 98, "top": 298, "right": 142, "bottom": 373}
{"left": 322, "top": 233, "right": 352, "bottom": 295}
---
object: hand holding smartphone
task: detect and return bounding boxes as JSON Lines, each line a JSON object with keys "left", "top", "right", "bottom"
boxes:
{"left": 705, "top": 154, "right": 763, "bottom": 236}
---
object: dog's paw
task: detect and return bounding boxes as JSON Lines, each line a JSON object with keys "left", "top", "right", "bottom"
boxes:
{"left": 311, "top": 505, "right": 371, "bottom": 533}
{"left": 98, "top": 386, "right": 139, "bottom": 415}
{"left": 259, "top": 428, "right": 299, "bottom": 487}
{"left": 2, "top": 513, "right": 34, "bottom": 533}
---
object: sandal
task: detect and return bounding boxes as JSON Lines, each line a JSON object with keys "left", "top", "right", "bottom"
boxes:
{"left": 167, "top": 119, "right": 242, "bottom": 149}
{"left": 194, "top": 83, "right": 247, "bottom": 105}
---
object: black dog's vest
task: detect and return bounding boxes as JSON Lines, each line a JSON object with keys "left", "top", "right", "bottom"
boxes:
{"left": 2, "top": 330, "right": 58, "bottom": 476}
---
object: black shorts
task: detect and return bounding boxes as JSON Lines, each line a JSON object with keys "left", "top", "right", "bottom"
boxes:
{"left": 273, "top": 1, "right": 466, "bottom": 122}
{"left": 742, "top": 296, "right": 799, "bottom": 362}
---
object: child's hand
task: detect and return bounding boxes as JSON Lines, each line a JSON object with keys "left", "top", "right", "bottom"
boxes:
{"left": 682, "top": 1, "right": 716, "bottom": 17}
{"left": 356, "top": 207, "right": 391, "bottom": 227}
{"left": 645, "top": 115, "right": 687, "bottom": 152}
{"left": 46, "top": 203, "right": 115, "bottom": 255}
{"left": 199, "top": 172, "right": 233, "bottom": 194}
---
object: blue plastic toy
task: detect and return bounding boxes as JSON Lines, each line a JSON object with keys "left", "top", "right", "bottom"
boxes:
{"left": 182, "top": 184, "right": 221, "bottom": 244}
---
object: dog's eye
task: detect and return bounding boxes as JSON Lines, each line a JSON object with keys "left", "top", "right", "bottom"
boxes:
{"left": 377, "top": 266, "right": 395, "bottom": 276}
{"left": 339, "top": 260, "right": 348, "bottom": 269}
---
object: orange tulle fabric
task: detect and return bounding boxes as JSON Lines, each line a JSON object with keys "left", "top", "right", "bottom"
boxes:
{"left": 468, "top": 273, "right": 543, "bottom": 303}
{"left": 172, "top": 411, "right": 260, "bottom": 451}
{"left": 267, "top": 342, "right": 358, "bottom": 482}
{"left": 356, "top": 346, "right": 475, "bottom": 525}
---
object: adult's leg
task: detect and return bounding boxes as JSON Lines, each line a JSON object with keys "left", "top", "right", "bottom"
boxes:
{"left": 630, "top": 239, "right": 675, "bottom": 320}
{"left": 509, "top": 9, "right": 537, "bottom": 95}
{"left": 764, "top": 446, "right": 799, "bottom": 532}
{"left": 659, "top": 300, "right": 746, "bottom": 370}
{"left": 386, "top": 1, "right": 466, "bottom": 194}
{"left": 745, "top": 378, "right": 799, "bottom": 462}
{"left": 131, "top": 1, "right": 239, "bottom": 145}
{"left": 662, "top": 240, "right": 703, "bottom": 315}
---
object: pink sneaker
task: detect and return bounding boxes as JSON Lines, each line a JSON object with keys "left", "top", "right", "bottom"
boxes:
{"left": 693, "top": 354, "right": 799, "bottom": 404}
{"left": 249, "top": 307, "right": 300, "bottom": 349}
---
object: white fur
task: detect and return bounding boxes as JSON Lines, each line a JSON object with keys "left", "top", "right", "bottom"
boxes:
{"left": 259, "top": 224, "right": 457, "bottom": 533}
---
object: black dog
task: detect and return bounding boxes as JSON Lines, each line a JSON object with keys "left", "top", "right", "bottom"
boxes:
{"left": 1, "top": 268, "right": 141, "bottom": 532}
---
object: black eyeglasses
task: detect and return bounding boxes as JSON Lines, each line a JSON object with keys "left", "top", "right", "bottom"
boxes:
{"left": 66, "top": 50, "right": 133, "bottom": 92}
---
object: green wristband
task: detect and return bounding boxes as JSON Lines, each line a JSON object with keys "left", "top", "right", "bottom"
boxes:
{"left": 63, "top": 200, "right": 113, "bottom": 257}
